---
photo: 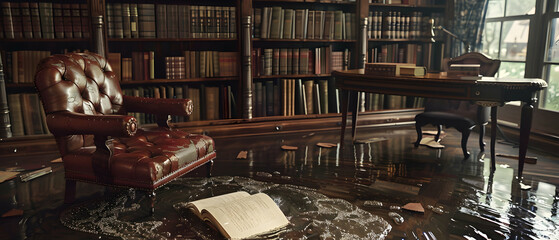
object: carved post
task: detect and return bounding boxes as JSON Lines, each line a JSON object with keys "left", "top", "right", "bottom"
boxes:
{"left": 357, "top": 17, "right": 368, "bottom": 69}
{"left": 93, "top": 15, "right": 106, "bottom": 58}
{"left": 241, "top": 16, "right": 253, "bottom": 119}
{"left": 0, "top": 53, "right": 12, "bottom": 138}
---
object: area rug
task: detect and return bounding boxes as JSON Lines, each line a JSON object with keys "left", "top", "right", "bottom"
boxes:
{"left": 60, "top": 176, "right": 392, "bottom": 239}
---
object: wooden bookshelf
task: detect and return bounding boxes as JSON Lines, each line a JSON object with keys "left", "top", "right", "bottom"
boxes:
{"left": 0, "top": 0, "right": 452, "bottom": 144}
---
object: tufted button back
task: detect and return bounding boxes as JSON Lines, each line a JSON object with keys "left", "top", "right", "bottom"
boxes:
{"left": 35, "top": 52, "right": 125, "bottom": 116}
{"left": 35, "top": 52, "right": 127, "bottom": 154}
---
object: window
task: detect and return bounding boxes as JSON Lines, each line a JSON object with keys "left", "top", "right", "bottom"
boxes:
{"left": 482, "top": 0, "right": 535, "bottom": 79}
{"left": 481, "top": 0, "right": 559, "bottom": 136}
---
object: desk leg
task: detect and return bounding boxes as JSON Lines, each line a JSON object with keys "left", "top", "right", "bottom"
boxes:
{"left": 518, "top": 102, "right": 534, "bottom": 180}
{"left": 340, "top": 89, "right": 349, "bottom": 147}
{"left": 490, "top": 106, "right": 497, "bottom": 171}
{"left": 350, "top": 91, "right": 359, "bottom": 143}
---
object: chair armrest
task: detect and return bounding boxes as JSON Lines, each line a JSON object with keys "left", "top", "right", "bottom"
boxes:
{"left": 46, "top": 111, "right": 137, "bottom": 137}
{"left": 122, "top": 95, "right": 193, "bottom": 116}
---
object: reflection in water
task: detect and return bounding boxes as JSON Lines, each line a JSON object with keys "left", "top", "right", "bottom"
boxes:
{"left": 60, "top": 176, "right": 392, "bottom": 239}
{"left": 4, "top": 128, "right": 559, "bottom": 239}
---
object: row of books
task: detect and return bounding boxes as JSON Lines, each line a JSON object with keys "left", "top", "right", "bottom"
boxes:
{"left": 7, "top": 93, "right": 49, "bottom": 137}
{"left": 369, "top": 0, "right": 439, "bottom": 5}
{"left": 367, "top": 11, "right": 443, "bottom": 40}
{"left": 252, "top": 47, "right": 350, "bottom": 77}
{"left": 3, "top": 50, "right": 51, "bottom": 83}
{"left": 123, "top": 84, "right": 236, "bottom": 124}
{"left": 369, "top": 43, "right": 430, "bottom": 65}
{"left": 253, "top": 7, "right": 356, "bottom": 40}
{"left": 252, "top": 79, "right": 335, "bottom": 118}
{"left": 1, "top": 2, "right": 89, "bottom": 39}
{"left": 105, "top": 3, "right": 237, "bottom": 39}
{"left": 164, "top": 51, "right": 238, "bottom": 80}
{"left": 108, "top": 51, "right": 239, "bottom": 82}
{"left": 107, "top": 51, "right": 155, "bottom": 82}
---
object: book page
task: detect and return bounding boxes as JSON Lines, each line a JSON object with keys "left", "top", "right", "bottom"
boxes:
{"left": 202, "top": 193, "right": 289, "bottom": 239}
{"left": 187, "top": 191, "right": 250, "bottom": 217}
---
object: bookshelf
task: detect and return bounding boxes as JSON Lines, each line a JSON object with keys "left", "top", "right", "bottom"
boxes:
{"left": 0, "top": 0, "right": 452, "bottom": 144}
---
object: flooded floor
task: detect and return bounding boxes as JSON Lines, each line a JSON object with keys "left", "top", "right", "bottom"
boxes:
{"left": 1, "top": 125, "right": 559, "bottom": 239}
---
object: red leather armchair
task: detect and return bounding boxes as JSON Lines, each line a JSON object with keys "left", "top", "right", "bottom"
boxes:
{"left": 34, "top": 52, "right": 216, "bottom": 208}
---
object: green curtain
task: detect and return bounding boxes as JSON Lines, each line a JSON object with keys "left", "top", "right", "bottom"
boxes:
{"left": 447, "top": 0, "right": 490, "bottom": 57}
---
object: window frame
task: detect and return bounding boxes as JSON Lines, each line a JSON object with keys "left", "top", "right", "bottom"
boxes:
{"left": 483, "top": 0, "right": 559, "bottom": 136}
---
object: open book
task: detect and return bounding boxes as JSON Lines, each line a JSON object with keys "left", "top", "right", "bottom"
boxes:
{"left": 187, "top": 191, "right": 289, "bottom": 239}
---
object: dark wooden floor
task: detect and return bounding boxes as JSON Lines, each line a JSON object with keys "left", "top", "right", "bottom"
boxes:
{"left": 1, "top": 124, "right": 558, "bottom": 239}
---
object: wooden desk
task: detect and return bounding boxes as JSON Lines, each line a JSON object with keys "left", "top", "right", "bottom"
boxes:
{"left": 333, "top": 69, "right": 548, "bottom": 179}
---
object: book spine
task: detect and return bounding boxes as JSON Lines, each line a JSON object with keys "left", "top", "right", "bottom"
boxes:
{"left": 105, "top": 3, "right": 114, "bottom": 38}
{"left": 11, "top": 3, "right": 23, "bottom": 38}
{"left": 62, "top": 4, "right": 73, "bottom": 38}
{"left": 1, "top": 2, "right": 14, "bottom": 39}
{"left": 71, "top": 4, "right": 82, "bottom": 38}
{"left": 80, "top": 4, "right": 89, "bottom": 38}
{"left": 113, "top": 3, "right": 124, "bottom": 38}
{"left": 20, "top": 3, "right": 33, "bottom": 38}
{"left": 122, "top": 3, "right": 131, "bottom": 38}
{"left": 29, "top": 3, "right": 41, "bottom": 38}
{"left": 138, "top": 4, "right": 156, "bottom": 38}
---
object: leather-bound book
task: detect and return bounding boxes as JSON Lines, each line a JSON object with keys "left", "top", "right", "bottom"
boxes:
{"left": 80, "top": 3, "right": 89, "bottom": 38}
{"left": 7, "top": 94, "right": 24, "bottom": 136}
{"left": 138, "top": 4, "right": 155, "bottom": 38}
{"left": 52, "top": 3, "right": 64, "bottom": 38}
{"left": 228, "top": 6, "right": 236, "bottom": 38}
{"left": 167, "top": 5, "right": 178, "bottom": 38}
{"left": 61, "top": 4, "right": 73, "bottom": 38}
{"left": 20, "top": 2, "right": 33, "bottom": 38}
{"left": 10, "top": 2, "right": 23, "bottom": 38}
{"left": 71, "top": 4, "right": 82, "bottom": 38}
{"left": 105, "top": 3, "right": 114, "bottom": 38}
{"left": 155, "top": 4, "right": 167, "bottom": 38}
{"left": 129, "top": 4, "right": 138, "bottom": 38}
{"left": 38, "top": 2, "right": 54, "bottom": 39}
{"left": 122, "top": 3, "right": 131, "bottom": 38}
{"left": 29, "top": 3, "right": 41, "bottom": 38}
{"left": 113, "top": 3, "right": 124, "bottom": 38}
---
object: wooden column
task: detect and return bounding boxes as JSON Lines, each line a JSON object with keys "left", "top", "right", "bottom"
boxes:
{"left": 357, "top": 17, "right": 368, "bottom": 69}
{"left": 93, "top": 15, "right": 106, "bottom": 58}
{"left": 89, "top": 0, "right": 107, "bottom": 58}
{"left": 240, "top": 0, "right": 253, "bottom": 120}
{"left": 0, "top": 53, "right": 12, "bottom": 138}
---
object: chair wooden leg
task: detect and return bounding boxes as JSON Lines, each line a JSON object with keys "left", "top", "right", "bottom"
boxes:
{"left": 461, "top": 129, "right": 471, "bottom": 159}
{"left": 64, "top": 179, "right": 77, "bottom": 204}
{"left": 414, "top": 123, "right": 422, "bottom": 147}
{"left": 435, "top": 125, "right": 442, "bottom": 142}
{"left": 479, "top": 124, "right": 486, "bottom": 151}
{"left": 149, "top": 191, "right": 156, "bottom": 214}
{"left": 206, "top": 160, "right": 214, "bottom": 178}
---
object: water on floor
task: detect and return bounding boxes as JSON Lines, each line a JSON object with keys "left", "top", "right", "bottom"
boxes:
{"left": 1, "top": 126, "right": 558, "bottom": 239}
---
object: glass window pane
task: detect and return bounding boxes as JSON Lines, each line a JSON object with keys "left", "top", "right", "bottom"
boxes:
{"left": 547, "top": 18, "right": 559, "bottom": 62}
{"left": 498, "top": 62, "right": 525, "bottom": 78}
{"left": 487, "top": 0, "right": 505, "bottom": 18}
{"left": 482, "top": 22, "right": 501, "bottom": 58}
{"left": 505, "top": 0, "right": 535, "bottom": 16}
{"left": 544, "top": 64, "right": 559, "bottom": 111}
{"left": 500, "top": 20, "right": 529, "bottom": 61}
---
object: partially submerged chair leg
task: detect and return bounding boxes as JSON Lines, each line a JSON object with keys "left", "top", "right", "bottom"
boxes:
{"left": 479, "top": 124, "right": 486, "bottom": 151}
{"left": 461, "top": 129, "right": 471, "bottom": 159}
{"left": 414, "top": 123, "right": 423, "bottom": 147}
{"left": 149, "top": 191, "right": 156, "bottom": 214}
{"left": 435, "top": 125, "right": 443, "bottom": 142}
{"left": 206, "top": 160, "right": 214, "bottom": 178}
